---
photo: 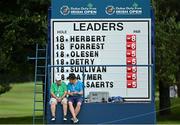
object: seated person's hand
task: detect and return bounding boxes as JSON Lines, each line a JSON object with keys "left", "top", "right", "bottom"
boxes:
{"left": 72, "top": 91, "right": 79, "bottom": 95}
{"left": 56, "top": 97, "right": 62, "bottom": 102}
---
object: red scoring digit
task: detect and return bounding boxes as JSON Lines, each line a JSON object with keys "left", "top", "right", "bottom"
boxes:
{"left": 127, "top": 80, "right": 137, "bottom": 88}
{"left": 127, "top": 66, "right": 137, "bottom": 73}
{"left": 127, "top": 73, "right": 137, "bottom": 80}
{"left": 132, "top": 81, "right": 137, "bottom": 88}
{"left": 126, "top": 50, "right": 136, "bottom": 57}
{"left": 126, "top": 42, "right": 136, "bottom": 50}
{"left": 126, "top": 57, "right": 137, "bottom": 65}
{"left": 126, "top": 34, "right": 136, "bottom": 42}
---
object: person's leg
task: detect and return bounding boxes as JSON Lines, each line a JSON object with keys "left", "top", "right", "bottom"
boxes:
{"left": 50, "top": 98, "right": 57, "bottom": 118}
{"left": 68, "top": 97, "right": 79, "bottom": 123}
{"left": 51, "top": 103, "right": 56, "bottom": 117}
{"left": 75, "top": 97, "right": 82, "bottom": 116}
{"left": 75, "top": 102, "right": 81, "bottom": 116}
{"left": 61, "top": 98, "right": 68, "bottom": 117}
{"left": 68, "top": 101, "right": 76, "bottom": 119}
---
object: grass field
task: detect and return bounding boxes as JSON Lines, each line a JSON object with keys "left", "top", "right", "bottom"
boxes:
{"left": 0, "top": 83, "right": 34, "bottom": 118}
{"left": 0, "top": 82, "right": 43, "bottom": 124}
{"left": 0, "top": 82, "right": 180, "bottom": 124}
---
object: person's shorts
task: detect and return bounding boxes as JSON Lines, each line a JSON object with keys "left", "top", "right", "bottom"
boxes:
{"left": 49, "top": 97, "right": 67, "bottom": 105}
{"left": 68, "top": 96, "right": 83, "bottom": 104}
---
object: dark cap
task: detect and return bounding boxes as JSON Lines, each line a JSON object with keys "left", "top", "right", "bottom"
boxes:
{"left": 67, "top": 73, "right": 77, "bottom": 80}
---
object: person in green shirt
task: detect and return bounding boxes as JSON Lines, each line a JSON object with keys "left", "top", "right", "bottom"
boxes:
{"left": 49, "top": 75, "right": 67, "bottom": 121}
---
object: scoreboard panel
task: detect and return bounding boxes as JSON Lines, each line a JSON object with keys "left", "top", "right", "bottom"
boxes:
{"left": 51, "top": 19, "right": 151, "bottom": 102}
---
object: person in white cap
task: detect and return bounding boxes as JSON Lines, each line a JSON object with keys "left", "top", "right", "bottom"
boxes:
{"left": 49, "top": 75, "right": 68, "bottom": 121}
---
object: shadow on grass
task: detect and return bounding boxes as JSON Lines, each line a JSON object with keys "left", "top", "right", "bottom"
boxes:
{"left": 157, "top": 114, "right": 180, "bottom": 124}
{"left": 0, "top": 116, "right": 43, "bottom": 124}
{"left": 155, "top": 98, "right": 180, "bottom": 124}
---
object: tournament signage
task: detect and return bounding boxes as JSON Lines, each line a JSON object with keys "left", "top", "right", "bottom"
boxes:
{"left": 51, "top": 0, "right": 152, "bottom": 102}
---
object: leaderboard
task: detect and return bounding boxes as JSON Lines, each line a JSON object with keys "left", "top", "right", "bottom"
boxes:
{"left": 51, "top": 20, "right": 151, "bottom": 101}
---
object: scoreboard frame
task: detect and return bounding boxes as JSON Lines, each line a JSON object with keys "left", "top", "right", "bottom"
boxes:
{"left": 50, "top": 19, "right": 152, "bottom": 102}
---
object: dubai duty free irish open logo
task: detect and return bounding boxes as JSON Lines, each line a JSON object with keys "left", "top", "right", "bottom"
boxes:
{"left": 60, "top": 6, "right": 70, "bottom": 15}
{"left": 105, "top": 6, "right": 115, "bottom": 15}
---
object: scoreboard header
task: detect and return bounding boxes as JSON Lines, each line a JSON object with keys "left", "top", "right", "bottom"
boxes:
{"left": 52, "top": 0, "right": 150, "bottom": 19}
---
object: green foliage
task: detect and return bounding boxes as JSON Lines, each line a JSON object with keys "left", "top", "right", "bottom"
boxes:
{"left": 0, "top": 84, "right": 11, "bottom": 95}
{"left": 153, "top": 0, "right": 180, "bottom": 85}
{"left": 0, "top": 0, "right": 50, "bottom": 83}
{"left": 155, "top": 17, "right": 179, "bottom": 84}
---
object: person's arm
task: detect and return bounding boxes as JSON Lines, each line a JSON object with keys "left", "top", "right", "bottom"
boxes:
{"left": 50, "top": 83, "right": 58, "bottom": 99}
{"left": 61, "top": 91, "right": 67, "bottom": 99}
{"left": 67, "top": 84, "right": 74, "bottom": 96}
{"left": 77, "top": 82, "right": 83, "bottom": 95}
{"left": 77, "top": 91, "right": 83, "bottom": 95}
{"left": 61, "top": 83, "right": 67, "bottom": 99}
{"left": 51, "top": 92, "right": 58, "bottom": 99}
{"left": 68, "top": 91, "right": 74, "bottom": 96}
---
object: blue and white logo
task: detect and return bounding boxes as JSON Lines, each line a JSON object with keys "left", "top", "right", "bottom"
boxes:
{"left": 105, "top": 6, "right": 115, "bottom": 15}
{"left": 60, "top": 6, "right": 70, "bottom": 15}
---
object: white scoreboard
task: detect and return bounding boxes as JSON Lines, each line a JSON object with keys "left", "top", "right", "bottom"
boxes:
{"left": 51, "top": 19, "right": 152, "bottom": 102}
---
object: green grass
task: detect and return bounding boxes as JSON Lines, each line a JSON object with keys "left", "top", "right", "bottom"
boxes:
{"left": 0, "top": 82, "right": 43, "bottom": 119}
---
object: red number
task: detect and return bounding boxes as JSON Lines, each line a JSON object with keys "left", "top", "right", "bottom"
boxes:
{"left": 126, "top": 50, "right": 136, "bottom": 57}
{"left": 127, "top": 73, "right": 137, "bottom": 80}
{"left": 132, "top": 66, "right": 137, "bottom": 73}
{"left": 127, "top": 66, "right": 137, "bottom": 73}
{"left": 132, "top": 81, "right": 137, "bottom": 88}
{"left": 126, "top": 57, "right": 136, "bottom": 65}
{"left": 126, "top": 34, "right": 136, "bottom": 42}
{"left": 127, "top": 80, "right": 137, "bottom": 88}
{"left": 126, "top": 42, "right": 136, "bottom": 50}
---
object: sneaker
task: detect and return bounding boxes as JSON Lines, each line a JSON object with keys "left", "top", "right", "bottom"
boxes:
{"left": 63, "top": 116, "right": 67, "bottom": 121}
{"left": 71, "top": 118, "right": 74, "bottom": 121}
{"left": 51, "top": 117, "right": 55, "bottom": 121}
{"left": 73, "top": 118, "right": 79, "bottom": 124}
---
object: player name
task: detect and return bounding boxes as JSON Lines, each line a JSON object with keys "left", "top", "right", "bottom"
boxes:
{"left": 70, "top": 66, "right": 106, "bottom": 72}
{"left": 70, "top": 59, "right": 94, "bottom": 65}
{"left": 86, "top": 81, "right": 114, "bottom": 88}
{"left": 76, "top": 74, "right": 103, "bottom": 80}
{"left": 70, "top": 43, "right": 104, "bottom": 50}
{"left": 70, "top": 51, "right": 99, "bottom": 57}
{"left": 70, "top": 35, "right": 106, "bottom": 42}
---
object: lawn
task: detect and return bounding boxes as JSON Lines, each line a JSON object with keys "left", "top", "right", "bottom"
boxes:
{"left": 0, "top": 82, "right": 180, "bottom": 124}
{"left": 0, "top": 82, "right": 34, "bottom": 118}
{"left": 0, "top": 82, "right": 43, "bottom": 124}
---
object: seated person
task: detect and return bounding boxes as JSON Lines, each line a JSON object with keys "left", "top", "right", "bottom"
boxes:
{"left": 49, "top": 75, "right": 68, "bottom": 121}
{"left": 67, "top": 73, "right": 83, "bottom": 123}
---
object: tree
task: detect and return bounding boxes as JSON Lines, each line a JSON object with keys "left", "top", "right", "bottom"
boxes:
{"left": 176, "top": 22, "right": 180, "bottom": 97}
{"left": 0, "top": 0, "right": 50, "bottom": 83}
{"left": 152, "top": 0, "right": 180, "bottom": 115}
